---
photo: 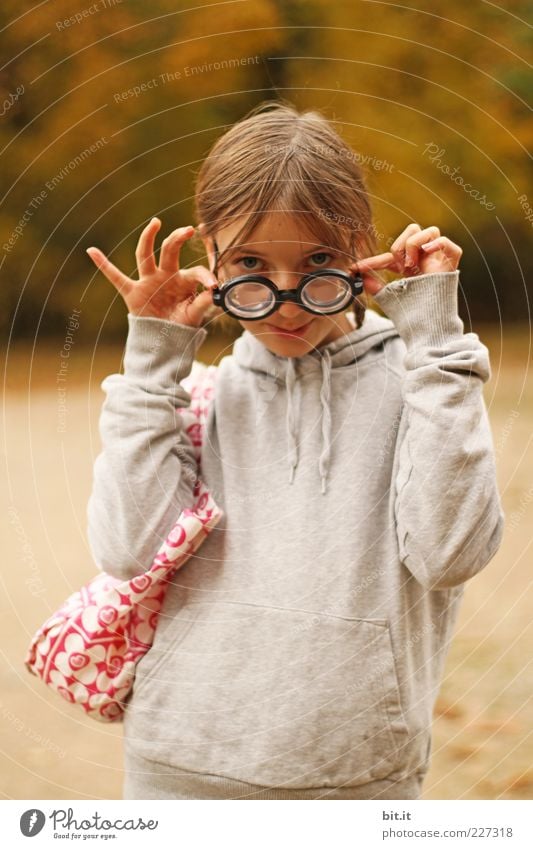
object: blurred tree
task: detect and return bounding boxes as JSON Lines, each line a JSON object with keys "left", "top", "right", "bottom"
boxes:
{"left": 0, "top": 0, "right": 284, "bottom": 340}
{"left": 282, "top": 0, "right": 532, "bottom": 321}
{"left": 0, "top": 0, "right": 530, "bottom": 342}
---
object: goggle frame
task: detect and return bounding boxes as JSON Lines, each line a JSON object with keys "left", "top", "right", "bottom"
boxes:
{"left": 211, "top": 269, "right": 364, "bottom": 320}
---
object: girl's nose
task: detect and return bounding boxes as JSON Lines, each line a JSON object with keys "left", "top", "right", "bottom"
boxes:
{"left": 271, "top": 269, "right": 298, "bottom": 288}
{"left": 277, "top": 300, "right": 306, "bottom": 319}
{"left": 271, "top": 271, "right": 306, "bottom": 319}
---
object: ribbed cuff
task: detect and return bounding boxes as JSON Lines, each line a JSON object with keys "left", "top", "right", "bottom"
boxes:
{"left": 372, "top": 271, "right": 464, "bottom": 349}
{"left": 123, "top": 314, "right": 208, "bottom": 386}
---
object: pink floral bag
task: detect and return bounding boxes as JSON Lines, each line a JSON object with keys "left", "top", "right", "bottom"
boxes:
{"left": 25, "top": 363, "right": 221, "bottom": 722}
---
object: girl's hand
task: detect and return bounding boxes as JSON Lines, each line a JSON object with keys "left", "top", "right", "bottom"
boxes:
{"left": 86, "top": 218, "right": 219, "bottom": 326}
{"left": 352, "top": 223, "right": 463, "bottom": 297}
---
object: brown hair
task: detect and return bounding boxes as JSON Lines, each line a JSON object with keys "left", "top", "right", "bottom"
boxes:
{"left": 193, "top": 99, "right": 380, "bottom": 330}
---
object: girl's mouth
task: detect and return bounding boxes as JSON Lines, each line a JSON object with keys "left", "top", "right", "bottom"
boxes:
{"left": 264, "top": 319, "right": 314, "bottom": 338}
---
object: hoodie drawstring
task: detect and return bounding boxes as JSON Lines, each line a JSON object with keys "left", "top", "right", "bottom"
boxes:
{"left": 318, "top": 349, "right": 332, "bottom": 495}
{"left": 285, "top": 356, "right": 299, "bottom": 484}
{"left": 285, "top": 349, "right": 333, "bottom": 495}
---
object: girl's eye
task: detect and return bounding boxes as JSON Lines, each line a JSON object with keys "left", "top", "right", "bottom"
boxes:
{"left": 309, "top": 252, "right": 332, "bottom": 266}
{"left": 237, "top": 256, "right": 260, "bottom": 270}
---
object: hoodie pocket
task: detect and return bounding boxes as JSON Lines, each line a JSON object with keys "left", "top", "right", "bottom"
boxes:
{"left": 127, "top": 601, "right": 409, "bottom": 790}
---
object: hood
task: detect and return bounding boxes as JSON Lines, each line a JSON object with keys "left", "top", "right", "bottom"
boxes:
{"left": 232, "top": 309, "right": 400, "bottom": 495}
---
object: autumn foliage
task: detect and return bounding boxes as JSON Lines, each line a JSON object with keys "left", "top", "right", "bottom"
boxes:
{"left": 1, "top": 0, "right": 530, "bottom": 340}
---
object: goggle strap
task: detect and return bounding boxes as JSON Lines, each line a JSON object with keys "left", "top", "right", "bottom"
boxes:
{"left": 213, "top": 239, "right": 220, "bottom": 277}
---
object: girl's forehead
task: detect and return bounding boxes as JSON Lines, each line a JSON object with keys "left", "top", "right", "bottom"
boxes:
{"left": 217, "top": 211, "right": 334, "bottom": 252}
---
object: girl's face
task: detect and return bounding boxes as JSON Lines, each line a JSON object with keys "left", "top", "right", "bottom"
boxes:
{"left": 206, "top": 211, "right": 355, "bottom": 357}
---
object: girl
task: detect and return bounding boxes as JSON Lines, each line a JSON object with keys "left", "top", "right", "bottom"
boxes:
{"left": 86, "top": 101, "right": 504, "bottom": 800}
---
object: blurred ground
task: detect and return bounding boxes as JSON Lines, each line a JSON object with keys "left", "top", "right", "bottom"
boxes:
{"left": 1, "top": 323, "right": 531, "bottom": 800}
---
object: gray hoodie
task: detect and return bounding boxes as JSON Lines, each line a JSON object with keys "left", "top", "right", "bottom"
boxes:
{"left": 87, "top": 270, "right": 504, "bottom": 800}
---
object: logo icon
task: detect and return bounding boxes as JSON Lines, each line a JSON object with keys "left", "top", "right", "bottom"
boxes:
{"left": 20, "top": 809, "right": 46, "bottom": 837}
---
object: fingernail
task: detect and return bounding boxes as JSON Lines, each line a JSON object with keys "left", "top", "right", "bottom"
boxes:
{"left": 421, "top": 240, "right": 435, "bottom": 249}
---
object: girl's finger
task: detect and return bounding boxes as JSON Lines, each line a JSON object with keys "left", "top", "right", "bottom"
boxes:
{"left": 360, "top": 272, "right": 386, "bottom": 297}
{"left": 352, "top": 253, "right": 398, "bottom": 295}
{"left": 390, "top": 223, "right": 422, "bottom": 263}
{"left": 201, "top": 302, "right": 225, "bottom": 324}
{"left": 174, "top": 287, "right": 215, "bottom": 327}
{"left": 419, "top": 236, "right": 463, "bottom": 269}
{"left": 135, "top": 217, "right": 161, "bottom": 277}
{"left": 159, "top": 225, "right": 195, "bottom": 273}
{"left": 403, "top": 226, "right": 441, "bottom": 267}
{"left": 179, "top": 264, "right": 218, "bottom": 291}
{"left": 86, "top": 247, "right": 132, "bottom": 295}
{"left": 354, "top": 251, "right": 396, "bottom": 273}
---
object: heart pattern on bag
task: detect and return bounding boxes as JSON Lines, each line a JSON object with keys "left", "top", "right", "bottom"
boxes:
{"left": 25, "top": 363, "right": 223, "bottom": 722}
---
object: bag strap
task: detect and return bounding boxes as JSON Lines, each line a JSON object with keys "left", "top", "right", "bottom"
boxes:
{"left": 146, "top": 360, "right": 221, "bottom": 577}
{"left": 178, "top": 361, "right": 217, "bottom": 470}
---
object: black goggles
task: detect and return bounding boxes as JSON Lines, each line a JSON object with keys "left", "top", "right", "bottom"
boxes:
{"left": 210, "top": 239, "right": 363, "bottom": 321}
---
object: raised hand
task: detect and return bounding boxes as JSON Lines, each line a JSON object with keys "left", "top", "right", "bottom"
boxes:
{"left": 352, "top": 223, "right": 463, "bottom": 297}
{"left": 86, "top": 218, "right": 220, "bottom": 327}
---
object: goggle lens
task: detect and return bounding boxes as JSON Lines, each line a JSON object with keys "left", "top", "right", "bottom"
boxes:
{"left": 301, "top": 275, "right": 352, "bottom": 311}
{"left": 225, "top": 282, "right": 274, "bottom": 317}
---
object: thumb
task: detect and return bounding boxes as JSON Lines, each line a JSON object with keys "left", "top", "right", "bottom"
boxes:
{"left": 179, "top": 287, "right": 221, "bottom": 328}
{"left": 361, "top": 272, "right": 386, "bottom": 297}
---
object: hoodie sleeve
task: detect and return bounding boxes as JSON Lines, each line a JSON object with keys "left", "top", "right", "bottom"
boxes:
{"left": 86, "top": 313, "right": 209, "bottom": 580}
{"left": 372, "top": 270, "right": 505, "bottom": 591}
